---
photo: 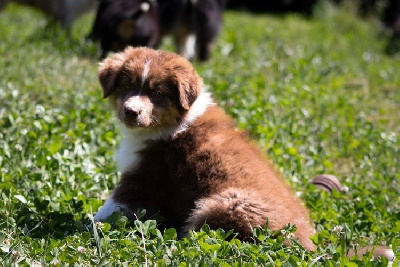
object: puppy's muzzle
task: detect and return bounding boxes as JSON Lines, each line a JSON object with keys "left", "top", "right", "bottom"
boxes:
{"left": 120, "top": 96, "right": 152, "bottom": 127}
{"left": 123, "top": 106, "right": 141, "bottom": 120}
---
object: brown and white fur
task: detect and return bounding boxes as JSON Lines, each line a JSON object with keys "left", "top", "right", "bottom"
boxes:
{"left": 95, "top": 47, "right": 395, "bottom": 261}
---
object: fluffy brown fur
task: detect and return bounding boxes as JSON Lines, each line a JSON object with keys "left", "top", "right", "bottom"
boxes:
{"left": 97, "top": 46, "right": 316, "bottom": 250}
{"left": 95, "top": 47, "right": 394, "bottom": 260}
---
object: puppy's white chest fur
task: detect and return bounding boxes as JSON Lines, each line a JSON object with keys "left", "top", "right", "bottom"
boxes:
{"left": 115, "top": 127, "right": 148, "bottom": 174}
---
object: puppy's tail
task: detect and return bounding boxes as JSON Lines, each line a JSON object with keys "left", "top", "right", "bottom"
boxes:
{"left": 181, "top": 188, "right": 266, "bottom": 239}
{"left": 181, "top": 187, "right": 316, "bottom": 250}
{"left": 181, "top": 188, "right": 396, "bottom": 262}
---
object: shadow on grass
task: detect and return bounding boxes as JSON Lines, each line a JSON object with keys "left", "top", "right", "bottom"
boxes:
{"left": 10, "top": 200, "right": 91, "bottom": 240}
{"left": 24, "top": 23, "right": 100, "bottom": 61}
{"left": 6, "top": 201, "right": 175, "bottom": 241}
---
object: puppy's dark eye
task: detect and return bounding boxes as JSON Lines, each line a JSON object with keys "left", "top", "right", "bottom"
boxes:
{"left": 116, "top": 84, "right": 130, "bottom": 92}
{"left": 151, "top": 91, "right": 163, "bottom": 100}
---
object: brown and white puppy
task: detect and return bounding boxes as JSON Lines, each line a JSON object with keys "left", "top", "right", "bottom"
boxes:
{"left": 95, "top": 47, "right": 395, "bottom": 260}
{"left": 95, "top": 46, "right": 315, "bottom": 250}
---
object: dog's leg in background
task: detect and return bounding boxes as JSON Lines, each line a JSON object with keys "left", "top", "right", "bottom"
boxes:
{"left": 61, "top": 1, "right": 75, "bottom": 35}
{"left": 87, "top": 2, "right": 104, "bottom": 41}
{"left": 196, "top": 39, "right": 213, "bottom": 62}
{"left": 61, "top": 13, "right": 73, "bottom": 35}
{"left": 175, "top": 32, "right": 197, "bottom": 60}
{"left": 0, "top": 0, "right": 9, "bottom": 10}
{"left": 193, "top": 0, "right": 226, "bottom": 61}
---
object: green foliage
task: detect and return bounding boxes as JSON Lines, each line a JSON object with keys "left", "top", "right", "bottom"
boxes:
{"left": 0, "top": 2, "right": 399, "bottom": 265}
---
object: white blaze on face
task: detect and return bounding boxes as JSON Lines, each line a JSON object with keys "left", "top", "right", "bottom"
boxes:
{"left": 124, "top": 96, "right": 144, "bottom": 114}
{"left": 141, "top": 59, "right": 152, "bottom": 88}
{"left": 132, "top": 59, "right": 152, "bottom": 103}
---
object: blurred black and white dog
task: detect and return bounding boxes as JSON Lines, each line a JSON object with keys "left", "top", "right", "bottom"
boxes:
{"left": 157, "top": 0, "right": 228, "bottom": 61}
{"left": 89, "top": 0, "right": 160, "bottom": 59}
{"left": 89, "top": 0, "right": 227, "bottom": 60}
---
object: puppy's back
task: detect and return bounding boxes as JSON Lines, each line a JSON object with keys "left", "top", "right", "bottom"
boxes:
{"left": 175, "top": 106, "right": 316, "bottom": 250}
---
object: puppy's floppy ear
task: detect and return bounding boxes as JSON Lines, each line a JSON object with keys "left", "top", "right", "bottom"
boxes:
{"left": 175, "top": 69, "right": 202, "bottom": 111}
{"left": 98, "top": 55, "right": 125, "bottom": 98}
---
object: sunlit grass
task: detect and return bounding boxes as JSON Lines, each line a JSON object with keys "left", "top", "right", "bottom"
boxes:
{"left": 0, "top": 2, "right": 399, "bottom": 265}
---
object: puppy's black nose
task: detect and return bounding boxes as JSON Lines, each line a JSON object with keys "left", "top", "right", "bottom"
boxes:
{"left": 124, "top": 107, "right": 140, "bottom": 119}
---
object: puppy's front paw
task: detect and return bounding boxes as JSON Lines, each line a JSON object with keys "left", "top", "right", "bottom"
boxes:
{"left": 94, "top": 193, "right": 130, "bottom": 221}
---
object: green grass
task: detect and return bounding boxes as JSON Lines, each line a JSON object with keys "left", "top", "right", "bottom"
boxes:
{"left": 0, "top": 2, "right": 399, "bottom": 265}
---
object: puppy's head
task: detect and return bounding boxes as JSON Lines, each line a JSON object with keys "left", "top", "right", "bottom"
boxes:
{"left": 98, "top": 47, "right": 202, "bottom": 129}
